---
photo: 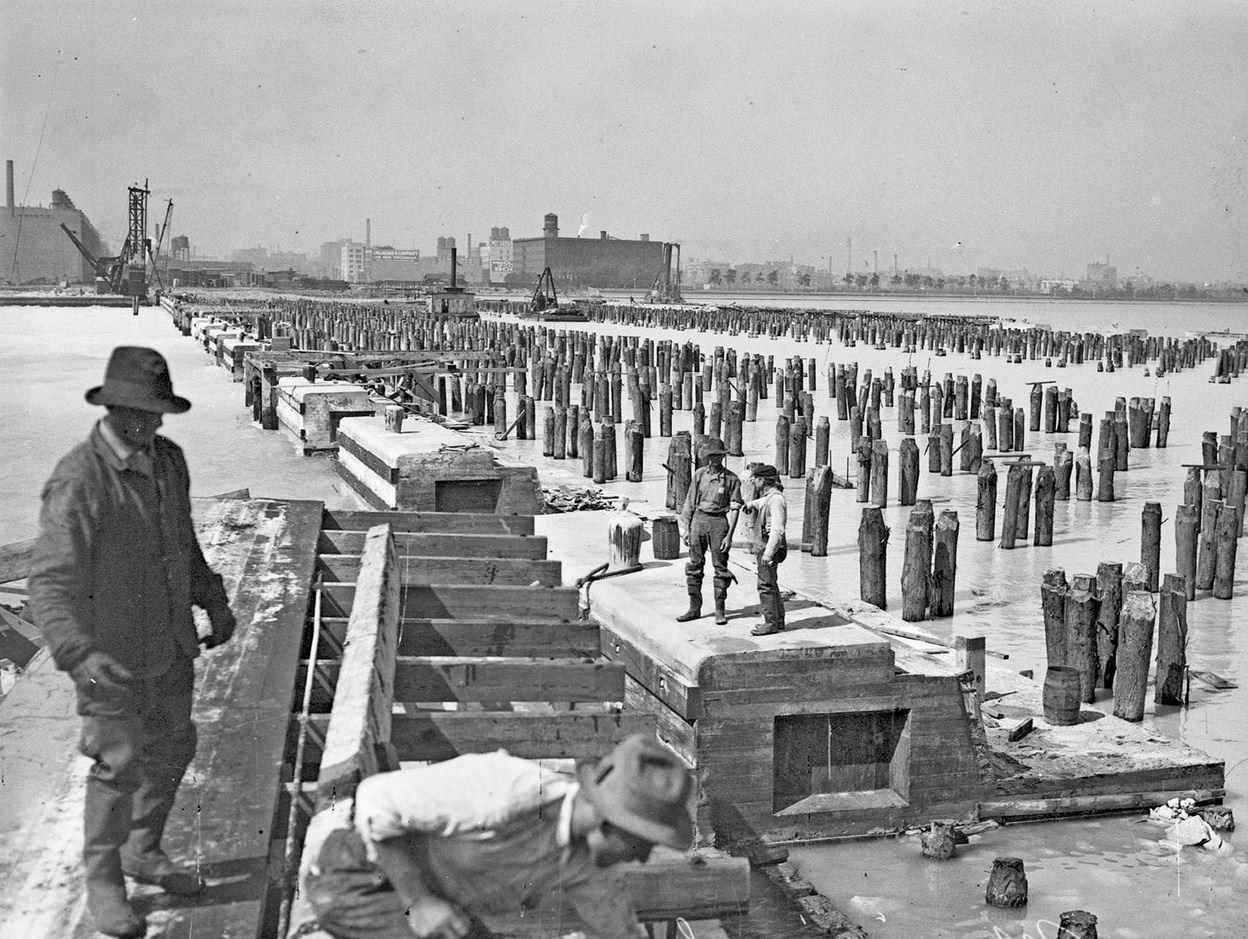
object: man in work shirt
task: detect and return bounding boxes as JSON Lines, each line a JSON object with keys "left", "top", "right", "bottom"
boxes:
{"left": 302, "top": 734, "right": 693, "bottom": 939}
{"left": 677, "top": 437, "right": 742, "bottom": 625}
{"left": 29, "top": 346, "right": 236, "bottom": 938}
{"left": 744, "top": 464, "right": 788, "bottom": 636}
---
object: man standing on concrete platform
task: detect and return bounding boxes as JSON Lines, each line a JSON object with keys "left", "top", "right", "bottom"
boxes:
{"left": 303, "top": 734, "right": 693, "bottom": 939}
{"left": 744, "top": 465, "right": 788, "bottom": 636}
{"left": 29, "top": 346, "right": 236, "bottom": 938}
{"left": 677, "top": 437, "right": 742, "bottom": 625}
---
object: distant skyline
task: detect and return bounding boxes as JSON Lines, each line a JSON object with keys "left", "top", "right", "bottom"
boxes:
{"left": 3, "top": 1, "right": 1246, "bottom": 283}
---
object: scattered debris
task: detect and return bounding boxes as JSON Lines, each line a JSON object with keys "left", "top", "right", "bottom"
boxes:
{"left": 542, "top": 486, "right": 623, "bottom": 513}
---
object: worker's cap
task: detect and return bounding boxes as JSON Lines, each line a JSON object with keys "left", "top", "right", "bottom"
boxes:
{"left": 702, "top": 437, "right": 728, "bottom": 456}
{"left": 577, "top": 734, "right": 693, "bottom": 850}
{"left": 752, "top": 464, "right": 780, "bottom": 482}
{"left": 86, "top": 346, "right": 191, "bottom": 414}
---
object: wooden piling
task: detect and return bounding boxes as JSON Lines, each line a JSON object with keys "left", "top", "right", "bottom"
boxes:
{"left": 808, "top": 465, "right": 833, "bottom": 557}
{"left": 1066, "top": 573, "right": 1100, "bottom": 702}
{"left": 1140, "top": 502, "right": 1162, "bottom": 592}
{"left": 900, "top": 437, "right": 920, "bottom": 506}
{"left": 1034, "top": 466, "right": 1055, "bottom": 546}
{"left": 856, "top": 437, "right": 872, "bottom": 504}
{"left": 1113, "top": 590, "right": 1156, "bottom": 722}
{"left": 931, "top": 510, "right": 959, "bottom": 617}
{"left": 977, "top": 459, "right": 997, "bottom": 541}
{"left": 1095, "top": 562, "right": 1123, "bottom": 689}
{"left": 1155, "top": 573, "right": 1187, "bottom": 706}
{"left": 1042, "top": 569, "right": 1069, "bottom": 665}
{"left": 1213, "top": 498, "right": 1239, "bottom": 600}
{"left": 1174, "top": 503, "right": 1198, "bottom": 600}
{"left": 902, "top": 502, "right": 934, "bottom": 621}
{"left": 859, "top": 506, "right": 889, "bottom": 608}
{"left": 1075, "top": 446, "right": 1093, "bottom": 501}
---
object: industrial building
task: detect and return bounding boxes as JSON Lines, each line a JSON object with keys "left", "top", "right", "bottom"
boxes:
{"left": 511, "top": 213, "right": 666, "bottom": 289}
{"left": 1, "top": 160, "right": 108, "bottom": 285}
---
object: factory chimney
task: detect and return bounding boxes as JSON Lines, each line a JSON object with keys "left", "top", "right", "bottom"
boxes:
{"left": 6, "top": 160, "right": 13, "bottom": 215}
{"left": 450, "top": 246, "right": 458, "bottom": 289}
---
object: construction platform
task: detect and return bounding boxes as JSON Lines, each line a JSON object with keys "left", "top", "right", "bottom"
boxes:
{"left": 537, "top": 504, "right": 1225, "bottom": 846}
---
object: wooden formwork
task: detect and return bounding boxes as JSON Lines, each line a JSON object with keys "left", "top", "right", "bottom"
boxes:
{"left": 287, "top": 509, "right": 749, "bottom": 938}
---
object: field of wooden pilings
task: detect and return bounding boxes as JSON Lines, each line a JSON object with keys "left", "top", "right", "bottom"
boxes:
{"left": 171, "top": 292, "right": 1248, "bottom": 733}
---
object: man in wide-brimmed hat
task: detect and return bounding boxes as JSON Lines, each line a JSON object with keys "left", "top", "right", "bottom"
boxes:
{"left": 29, "top": 346, "right": 236, "bottom": 937}
{"left": 676, "top": 437, "right": 742, "bottom": 625}
{"left": 303, "top": 734, "right": 693, "bottom": 938}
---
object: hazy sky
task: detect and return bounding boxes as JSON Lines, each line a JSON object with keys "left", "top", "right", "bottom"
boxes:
{"left": 3, "top": 1, "right": 1246, "bottom": 280}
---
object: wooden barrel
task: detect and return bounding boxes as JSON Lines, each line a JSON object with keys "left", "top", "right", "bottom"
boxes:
{"left": 1043, "top": 665, "right": 1081, "bottom": 725}
{"left": 652, "top": 516, "right": 682, "bottom": 560}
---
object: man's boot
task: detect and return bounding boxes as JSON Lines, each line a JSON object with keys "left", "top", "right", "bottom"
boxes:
{"left": 84, "top": 781, "right": 144, "bottom": 938}
{"left": 713, "top": 587, "right": 729, "bottom": 626}
{"left": 121, "top": 739, "right": 204, "bottom": 896}
{"left": 675, "top": 592, "right": 702, "bottom": 623}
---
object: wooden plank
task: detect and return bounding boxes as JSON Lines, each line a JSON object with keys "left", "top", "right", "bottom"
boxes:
{"left": 320, "top": 616, "right": 602, "bottom": 658}
{"left": 624, "top": 675, "right": 697, "bottom": 765}
{"left": 316, "top": 553, "right": 562, "bottom": 587}
{"left": 322, "top": 584, "right": 579, "bottom": 621}
{"left": 0, "top": 538, "right": 35, "bottom": 584}
{"left": 316, "top": 525, "right": 401, "bottom": 808}
{"left": 323, "top": 508, "right": 534, "bottom": 535}
{"left": 155, "top": 498, "right": 324, "bottom": 938}
{"left": 602, "top": 626, "right": 703, "bottom": 720}
{"left": 318, "top": 530, "right": 549, "bottom": 559}
{"left": 979, "top": 788, "right": 1225, "bottom": 822}
{"left": 381, "top": 710, "right": 656, "bottom": 761}
{"left": 309, "top": 657, "right": 625, "bottom": 704}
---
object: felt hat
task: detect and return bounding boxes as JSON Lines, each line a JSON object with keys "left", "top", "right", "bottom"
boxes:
{"left": 577, "top": 735, "right": 693, "bottom": 850}
{"left": 753, "top": 464, "right": 780, "bottom": 481}
{"left": 702, "top": 437, "right": 728, "bottom": 456}
{"left": 85, "top": 346, "right": 191, "bottom": 414}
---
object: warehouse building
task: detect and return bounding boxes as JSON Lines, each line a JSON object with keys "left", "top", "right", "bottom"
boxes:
{"left": 511, "top": 213, "right": 665, "bottom": 289}
{"left": 1, "top": 160, "right": 108, "bottom": 285}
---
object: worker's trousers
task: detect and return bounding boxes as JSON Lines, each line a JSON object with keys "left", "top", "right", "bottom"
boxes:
{"left": 685, "top": 513, "right": 732, "bottom": 605}
{"left": 78, "top": 653, "right": 197, "bottom": 884}
{"left": 304, "top": 828, "right": 493, "bottom": 939}
{"left": 755, "top": 543, "right": 788, "bottom": 632}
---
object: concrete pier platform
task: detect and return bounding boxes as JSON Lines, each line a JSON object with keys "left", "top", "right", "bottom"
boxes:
{"left": 537, "top": 503, "right": 1225, "bottom": 845}
{"left": 336, "top": 413, "right": 542, "bottom": 514}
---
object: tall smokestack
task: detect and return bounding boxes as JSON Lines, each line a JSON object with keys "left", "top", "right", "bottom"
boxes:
{"left": 450, "top": 246, "right": 457, "bottom": 289}
{"left": 6, "top": 160, "right": 13, "bottom": 214}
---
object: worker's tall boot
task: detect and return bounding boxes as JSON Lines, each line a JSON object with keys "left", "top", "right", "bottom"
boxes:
{"left": 675, "top": 590, "right": 702, "bottom": 623}
{"left": 84, "top": 779, "right": 144, "bottom": 938}
{"left": 713, "top": 585, "right": 729, "bottom": 626}
{"left": 121, "top": 774, "right": 204, "bottom": 896}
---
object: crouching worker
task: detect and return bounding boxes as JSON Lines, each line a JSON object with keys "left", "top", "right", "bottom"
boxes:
{"left": 303, "top": 734, "right": 693, "bottom": 939}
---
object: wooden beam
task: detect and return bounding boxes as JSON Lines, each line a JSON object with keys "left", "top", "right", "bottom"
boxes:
{"left": 316, "top": 525, "right": 401, "bottom": 808}
{"left": 322, "top": 584, "right": 579, "bottom": 622}
{"left": 323, "top": 509, "right": 535, "bottom": 536}
{"left": 978, "top": 787, "right": 1225, "bottom": 822}
{"left": 334, "top": 710, "right": 657, "bottom": 762}
{"left": 309, "top": 657, "right": 624, "bottom": 704}
{"left": 489, "top": 851, "right": 750, "bottom": 933}
{"left": 318, "top": 530, "right": 549, "bottom": 559}
{"left": 316, "top": 554, "right": 562, "bottom": 588}
{"left": 0, "top": 539, "right": 35, "bottom": 584}
{"left": 320, "top": 617, "right": 601, "bottom": 658}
